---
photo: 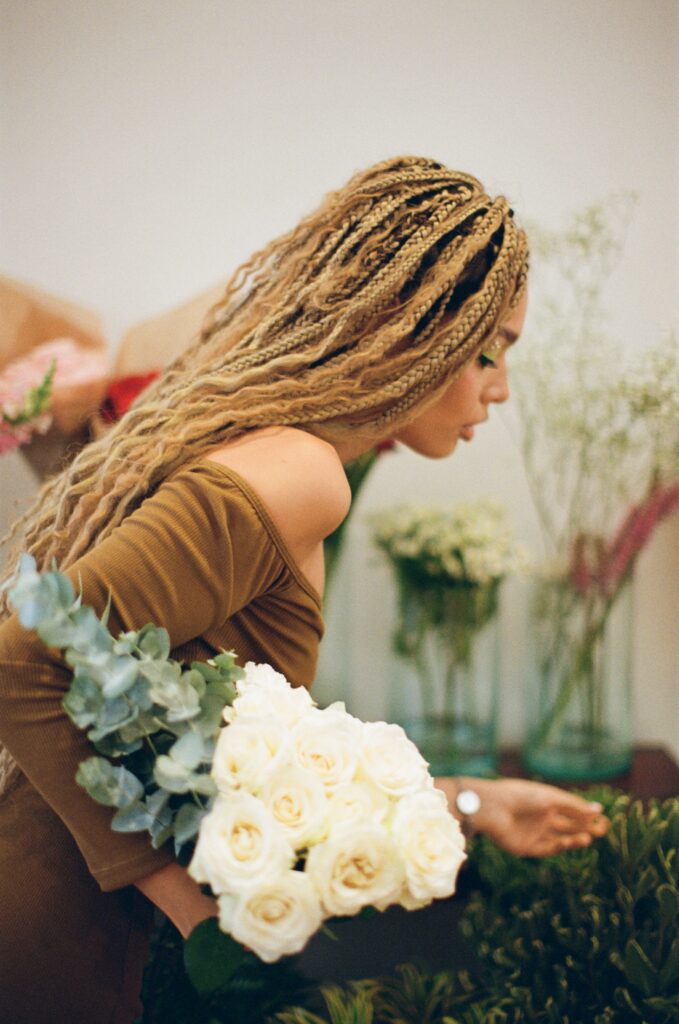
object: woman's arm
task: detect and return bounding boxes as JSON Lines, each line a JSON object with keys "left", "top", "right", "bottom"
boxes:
{"left": 436, "top": 775, "right": 609, "bottom": 857}
{"left": 135, "top": 862, "right": 218, "bottom": 939}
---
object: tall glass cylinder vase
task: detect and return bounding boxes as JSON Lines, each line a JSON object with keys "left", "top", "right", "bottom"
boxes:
{"left": 389, "top": 576, "right": 501, "bottom": 777}
{"left": 522, "top": 574, "right": 633, "bottom": 780}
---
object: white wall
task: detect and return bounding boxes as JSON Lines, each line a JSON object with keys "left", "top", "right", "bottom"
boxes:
{"left": 1, "top": 0, "right": 677, "bottom": 756}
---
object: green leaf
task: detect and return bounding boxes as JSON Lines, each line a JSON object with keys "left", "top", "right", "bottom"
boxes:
{"left": 658, "top": 935, "right": 679, "bottom": 992}
{"left": 173, "top": 801, "right": 207, "bottom": 850}
{"left": 100, "top": 656, "right": 140, "bottom": 699}
{"left": 196, "top": 693, "right": 227, "bottom": 736}
{"left": 75, "top": 757, "right": 144, "bottom": 808}
{"left": 153, "top": 754, "right": 194, "bottom": 793}
{"left": 93, "top": 733, "right": 143, "bottom": 757}
{"left": 191, "top": 661, "right": 224, "bottom": 683}
{"left": 87, "top": 695, "right": 137, "bottom": 742}
{"left": 205, "top": 678, "right": 238, "bottom": 705}
{"left": 62, "top": 673, "right": 104, "bottom": 728}
{"left": 170, "top": 730, "right": 204, "bottom": 769}
{"left": 184, "top": 918, "right": 248, "bottom": 996}
{"left": 656, "top": 883, "right": 679, "bottom": 928}
{"left": 111, "top": 802, "right": 157, "bottom": 833}
{"left": 623, "top": 939, "right": 658, "bottom": 998}
{"left": 137, "top": 623, "right": 171, "bottom": 660}
{"left": 212, "top": 650, "right": 241, "bottom": 673}
{"left": 189, "top": 773, "right": 217, "bottom": 797}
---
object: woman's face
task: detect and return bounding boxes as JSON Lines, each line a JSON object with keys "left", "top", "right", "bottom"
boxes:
{"left": 395, "top": 291, "right": 528, "bottom": 459}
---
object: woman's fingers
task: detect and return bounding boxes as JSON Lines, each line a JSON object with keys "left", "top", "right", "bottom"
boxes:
{"left": 551, "top": 809, "right": 609, "bottom": 836}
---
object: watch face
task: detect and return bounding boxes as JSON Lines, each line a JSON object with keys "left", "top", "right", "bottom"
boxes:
{"left": 457, "top": 789, "right": 481, "bottom": 816}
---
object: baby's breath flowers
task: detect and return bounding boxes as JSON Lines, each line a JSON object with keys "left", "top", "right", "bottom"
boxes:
{"left": 512, "top": 199, "right": 679, "bottom": 777}
{"left": 370, "top": 500, "right": 527, "bottom": 588}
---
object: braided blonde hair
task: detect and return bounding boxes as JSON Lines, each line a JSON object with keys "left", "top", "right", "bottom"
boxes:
{"left": 1, "top": 155, "right": 528, "bottom": 609}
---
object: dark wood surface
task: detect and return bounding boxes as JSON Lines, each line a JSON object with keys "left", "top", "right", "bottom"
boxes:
{"left": 498, "top": 744, "right": 679, "bottom": 802}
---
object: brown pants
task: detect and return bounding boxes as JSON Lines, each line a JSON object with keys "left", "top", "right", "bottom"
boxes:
{"left": 0, "top": 772, "right": 153, "bottom": 1024}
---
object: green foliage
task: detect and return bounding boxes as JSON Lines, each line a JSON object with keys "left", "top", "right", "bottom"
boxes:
{"left": 138, "top": 916, "right": 311, "bottom": 1024}
{"left": 5, "top": 556, "right": 242, "bottom": 857}
{"left": 270, "top": 790, "right": 679, "bottom": 1024}
{"left": 1, "top": 359, "right": 56, "bottom": 426}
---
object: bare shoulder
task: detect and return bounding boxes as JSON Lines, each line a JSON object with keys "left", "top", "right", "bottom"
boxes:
{"left": 202, "top": 427, "right": 351, "bottom": 549}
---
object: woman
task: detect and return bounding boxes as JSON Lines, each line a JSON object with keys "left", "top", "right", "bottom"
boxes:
{"left": 0, "top": 156, "right": 607, "bottom": 1023}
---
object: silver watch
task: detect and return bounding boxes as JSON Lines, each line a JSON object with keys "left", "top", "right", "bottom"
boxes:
{"left": 455, "top": 787, "right": 481, "bottom": 838}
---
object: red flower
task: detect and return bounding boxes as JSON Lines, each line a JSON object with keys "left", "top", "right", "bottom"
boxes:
{"left": 99, "top": 370, "right": 160, "bottom": 423}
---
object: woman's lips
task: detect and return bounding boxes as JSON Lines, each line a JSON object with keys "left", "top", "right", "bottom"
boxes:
{"left": 460, "top": 425, "right": 475, "bottom": 441}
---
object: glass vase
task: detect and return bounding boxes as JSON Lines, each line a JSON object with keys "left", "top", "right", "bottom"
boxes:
{"left": 389, "top": 576, "right": 501, "bottom": 777}
{"left": 522, "top": 574, "right": 633, "bottom": 780}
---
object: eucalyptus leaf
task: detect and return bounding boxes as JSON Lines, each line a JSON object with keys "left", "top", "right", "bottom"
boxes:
{"left": 137, "top": 623, "right": 171, "bottom": 660}
{"left": 100, "top": 656, "right": 140, "bottom": 699}
{"left": 188, "top": 773, "right": 217, "bottom": 797}
{"left": 76, "top": 757, "right": 144, "bottom": 808}
{"left": 150, "top": 821, "right": 174, "bottom": 849}
{"left": 182, "top": 667, "right": 207, "bottom": 698}
{"left": 170, "top": 730, "right": 204, "bottom": 769}
{"left": 36, "top": 608, "right": 79, "bottom": 648}
{"left": 111, "top": 802, "right": 158, "bottom": 833}
{"left": 173, "top": 801, "right": 207, "bottom": 850}
{"left": 69, "top": 605, "right": 112, "bottom": 653}
{"left": 62, "top": 673, "right": 104, "bottom": 728}
{"left": 93, "top": 733, "right": 143, "bottom": 757}
{"left": 197, "top": 693, "right": 227, "bottom": 736}
{"left": 87, "top": 696, "right": 138, "bottom": 741}
{"left": 154, "top": 754, "right": 194, "bottom": 793}
{"left": 146, "top": 788, "right": 171, "bottom": 816}
{"left": 205, "top": 679, "right": 238, "bottom": 706}
{"left": 190, "top": 660, "right": 224, "bottom": 683}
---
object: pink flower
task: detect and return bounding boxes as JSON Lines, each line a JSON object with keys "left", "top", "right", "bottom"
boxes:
{"left": 0, "top": 338, "right": 110, "bottom": 448}
{"left": 600, "top": 482, "right": 679, "bottom": 594}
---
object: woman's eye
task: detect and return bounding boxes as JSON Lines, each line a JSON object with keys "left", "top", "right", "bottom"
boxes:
{"left": 478, "top": 352, "right": 496, "bottom": 368}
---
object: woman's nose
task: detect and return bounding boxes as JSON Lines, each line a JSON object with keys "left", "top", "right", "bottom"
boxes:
{"left": 486, "top": 362, "right": 510, "bottom": 404}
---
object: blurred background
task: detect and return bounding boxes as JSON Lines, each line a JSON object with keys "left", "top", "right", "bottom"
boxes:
{"left": 1, "top": 0, "right": 677, "bottom": 756}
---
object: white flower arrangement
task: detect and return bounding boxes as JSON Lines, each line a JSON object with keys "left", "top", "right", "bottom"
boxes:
{"left": 370, "top": 499, "right": 528, "bottom": 587}
{"left": 5, "top": 558, "right": 466, "bottom": 969}
{"left": 190, "top": 663, "right": 465, "bottom": 961}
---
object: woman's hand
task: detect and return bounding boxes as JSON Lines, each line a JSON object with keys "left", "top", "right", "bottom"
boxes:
{"left": 135, "top": 861, "right": 218, "bottom": 939}
{"left": 437, "top": 776, "right": 610, "bottom": 857}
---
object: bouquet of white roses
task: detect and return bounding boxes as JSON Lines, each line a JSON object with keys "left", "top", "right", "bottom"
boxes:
{"left": 5, "top": 556, "right": 466, "bottom": 972}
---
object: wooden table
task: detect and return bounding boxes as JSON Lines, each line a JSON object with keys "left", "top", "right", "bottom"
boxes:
{"left": 499, "top": 744, "right": 679, "bottom": 802}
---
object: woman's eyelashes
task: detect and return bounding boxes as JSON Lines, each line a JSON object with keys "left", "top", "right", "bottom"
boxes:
{"left": 478, "top": 352, "right": 497, "bottom": 368}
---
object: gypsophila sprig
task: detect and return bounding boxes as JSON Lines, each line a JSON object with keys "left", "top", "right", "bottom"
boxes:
{"left": 370, "top": 499, "right": 528, "bottom": 586}
{"left": 513, "top": 199, "right": 679, "bottom": 775}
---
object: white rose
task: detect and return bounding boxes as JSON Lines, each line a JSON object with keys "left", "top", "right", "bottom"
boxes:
{"left": 292, "top": 708, "right": 363, "bottom": 792}
{"left": 391, "top": 790, "right": 466, "bottom": 902}
{"left": 212, "top": 713, "right": 292, "bottom": 793}
{"left": 358, "top": 721, "right": 431, "bottom": 797}
{"left": 188, "top": 792, "right": 294, "bottom": 895}
{"left": 259, "top": 764, "right": 329, "bottom": 849}
{"left": 218, "top": 870, "right": 323, "bottom": 963}
{"left": 223, "top": 662, "right": 315, "bottom": 727}
{"left": 326, "top": 780, "right": 391, "bottom": 827}
{"left": 305, "top": 821, "right": 405, "bottom": 917}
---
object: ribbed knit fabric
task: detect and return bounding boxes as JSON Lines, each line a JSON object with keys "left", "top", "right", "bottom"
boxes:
{"left": 0, "top": 460, "right": 324, "bottom": 1023}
